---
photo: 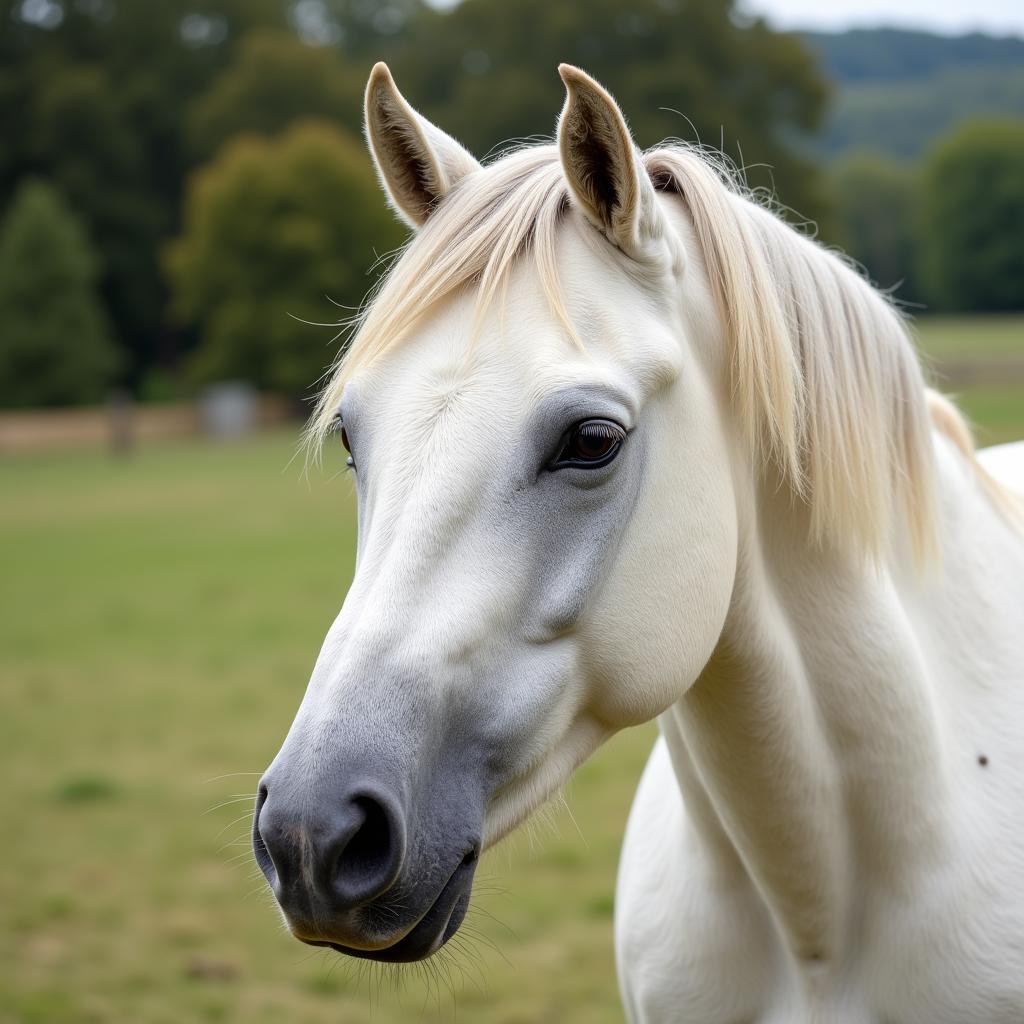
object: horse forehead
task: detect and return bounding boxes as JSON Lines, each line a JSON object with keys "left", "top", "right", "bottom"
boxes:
{"left": 397, "top": 289, "right": 667, "bottom": 395}
{"left": 357, "top": 317, "right": 575, "bottom": 431}
{"left": 355, "top": 221, "right": 681, "bottom": 430}
{"left": 364, "top": 351, "right": 536, "bottom": 439}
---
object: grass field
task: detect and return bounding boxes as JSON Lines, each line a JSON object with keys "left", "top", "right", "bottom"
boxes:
{"left": 912, "top": 313, "right": 1024, "bottom": 362}
{"left": 913, "top": 313, "right": 1024, "bottom": 446}
{"left": 1, "top": 315, "right": 1021, "bottom": 1024}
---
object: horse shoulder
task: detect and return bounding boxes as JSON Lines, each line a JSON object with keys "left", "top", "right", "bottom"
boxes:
{"left": 977, "top": 439, "right": 1024, "bottom": 496}
{"left": 615, "top": 736, "right": 778, "bottom": 1023}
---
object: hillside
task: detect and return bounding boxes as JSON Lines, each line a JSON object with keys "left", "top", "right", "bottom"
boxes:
{"left": 802, "top": 29, "right": 1024, "bottom": 159}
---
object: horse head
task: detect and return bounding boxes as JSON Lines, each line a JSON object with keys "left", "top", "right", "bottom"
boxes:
{"left": 252, "top": 63, "right": 739, "bottom": 961}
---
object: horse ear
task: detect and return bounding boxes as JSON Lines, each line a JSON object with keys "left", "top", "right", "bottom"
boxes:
{"left": 556, "top": 64, "right": 662, "bottom": 259}
{"left": 365, "top": 62, "right": 481, "bottom": 229}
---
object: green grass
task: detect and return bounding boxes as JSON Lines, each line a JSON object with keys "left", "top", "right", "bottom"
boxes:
{"left": 0, "top": 314, "right": 1021, "bottom": 1024}
{"left": 913, "top": 314, "right": 1024, "bottom": 445}
{"left": 912, "top": 313, "right": 1024, "bottom": 361}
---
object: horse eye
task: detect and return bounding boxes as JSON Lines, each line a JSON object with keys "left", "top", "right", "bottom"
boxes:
{"left": 550, "top": 419, "right": 626, "bottom": 470}
{"left": 334, "top": 416, "right": 355, "bottom": 468}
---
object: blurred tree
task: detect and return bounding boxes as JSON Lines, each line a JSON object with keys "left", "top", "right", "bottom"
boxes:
{"left": 387, "top": 0, "right": 831, "bottom": 224}
{"left": 292, "top": 0, "right": 424, "bottom": 52}
{"left": 186, "top": 29, "right": 363, "bottom": 158}
{"left": 0, "top": 0, "right": 289, "bottom": 378}
{"left": 919, "top": 119, "right": 1024, "bottom": 311}
{"left": 805, "top": 28, "right": 1024, "bottom": 85}
{"left": 30, "top": 63, "right": 163, "bottom": 381}
{"left": 166, "top": 122, "right": 404, "bottom": 397}
{"left": 0, "top": 0, "right": 433, "bottom": 386}
{"left": 0, "top": 180, "right": 120, "bottom": 408}
{"left": 815, "top": 65, "right": 1024, "bottom": 161}
{"left": 831, "top": 153, "right": 920, "bottom": 302}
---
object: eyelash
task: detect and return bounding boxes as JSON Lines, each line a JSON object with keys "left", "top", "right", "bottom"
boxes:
{"left": 549, "top": 418, "right": 627, "bottom": 470}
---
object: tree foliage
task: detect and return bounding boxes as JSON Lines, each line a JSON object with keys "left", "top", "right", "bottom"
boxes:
{"left": 817, "top": 66, "right": 1024, "bottom": 161}
{"left": 805, "top": 28, "right": 1024, "bottom": 85}
{"left": 831, "top": 153, "right": 919, "bottom": 301}
{"left": 919, "top": 119, "right": 1024, "bottom": 312}
{"left": 0, "top": 0, "right": 291, "bottom": 375}
{"left": 166, "top": 122, "right": 405, "bottom": 397}
{"left": 186, "top": 29, "right": 363, "bottom": 159}
{"left": 805, "top": 30, "right": 1024, "bottom": 161}
{"left": 0, "top": 179, "right": 119, "bottom": 408}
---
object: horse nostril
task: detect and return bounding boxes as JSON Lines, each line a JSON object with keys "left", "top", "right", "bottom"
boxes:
{"left": 336, "top": 796, "right": 390, "bottom": 880}
{"left": 329, "top": 791, "right": 405, "bottom": 906}
{"left": 252, "top": 783, "right": 277, "bottom": 887}
{"left": 252, "top": 780, "right": 406, "bottom": 917}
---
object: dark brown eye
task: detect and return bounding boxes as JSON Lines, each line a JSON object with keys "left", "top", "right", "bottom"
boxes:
{"left": 333, "top": 415, "right": 355, "bottom": 468}
{"left": 551, "top": 418, "right": 626, "bottom": 470}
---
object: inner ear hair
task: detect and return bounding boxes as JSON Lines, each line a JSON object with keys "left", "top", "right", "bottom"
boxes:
{"left": 365, "top": 68, "right": 445, "bottom": 224}
{"left": 557, "top": 65, "right": 646, "bottom": 249}
{"left": 563, "top": 92, "right": 632, "bottom": 223}
{"left": 374, "top": 105, "right": 443, "bottom": 221}
{"left": 365, "top": 63, "right": 480, "bottom": 229}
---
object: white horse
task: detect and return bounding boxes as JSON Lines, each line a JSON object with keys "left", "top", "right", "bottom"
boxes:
{"left": 253, "top": 62, "right": 1024, "bottom": 1022}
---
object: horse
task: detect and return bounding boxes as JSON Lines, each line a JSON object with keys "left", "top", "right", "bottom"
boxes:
{"left": 252, "top": 62, "right": 1024, "bottom": 1022}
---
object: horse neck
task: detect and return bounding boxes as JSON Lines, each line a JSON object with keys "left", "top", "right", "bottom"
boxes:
{"left": 662, "top": 464, "right": 951, "bottom": 967}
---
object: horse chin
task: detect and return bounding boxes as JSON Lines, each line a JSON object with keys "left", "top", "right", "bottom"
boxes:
{"left": 307, "top": 894, "right": 471, "bottom": 964}
{"left": 293, "top": 846, "right": 479, "bottom": 964}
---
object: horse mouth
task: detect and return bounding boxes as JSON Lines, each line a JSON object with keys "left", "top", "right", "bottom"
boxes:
{"left": 296, "top": 847, "right": 478, "bottom": 963}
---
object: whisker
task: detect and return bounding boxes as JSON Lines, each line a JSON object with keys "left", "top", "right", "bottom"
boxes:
{"left": 210, "top": 812, "right": 256, "bottom": 841}
{"left": 555, "top": 790, "right": 589, "bottom": 848}
{"left": 202, "top": 795, "right": 257, "bottom": 816}
{"left": 202, "top": 771, "right": 263, "bottom": 784}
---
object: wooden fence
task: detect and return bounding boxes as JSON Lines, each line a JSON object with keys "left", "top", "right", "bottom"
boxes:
{"left": 0, "top": 394, "right": 291, "bottom": 455}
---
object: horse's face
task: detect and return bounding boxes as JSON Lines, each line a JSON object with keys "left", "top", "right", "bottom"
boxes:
{"left": 254, "top": 65, "right": 737, "bottom": 962}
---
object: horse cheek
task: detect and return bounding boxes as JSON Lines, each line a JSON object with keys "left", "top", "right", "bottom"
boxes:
{"left": 581, "top": 464, "right": 737, "bottom": 727}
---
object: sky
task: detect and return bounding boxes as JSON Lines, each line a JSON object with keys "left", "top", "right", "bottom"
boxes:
{"left": 741, "top": 0, "right": 1024, "bottom": 35}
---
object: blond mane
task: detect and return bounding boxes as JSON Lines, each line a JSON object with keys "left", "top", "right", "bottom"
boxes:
{"left": 308, "top": 142, "right": 944, "bottom": 561}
